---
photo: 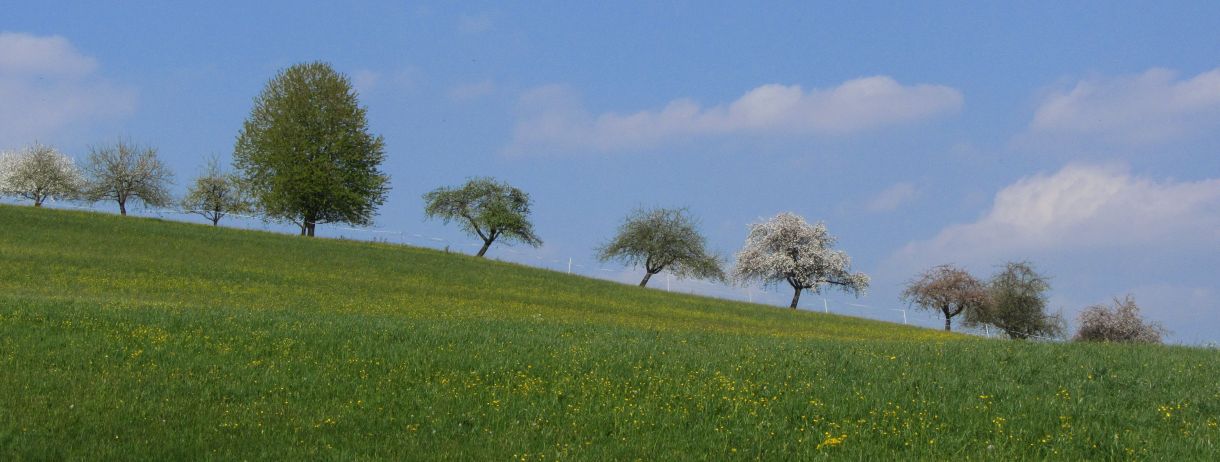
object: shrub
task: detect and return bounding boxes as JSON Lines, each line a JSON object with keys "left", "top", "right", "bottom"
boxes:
{"left": 1074, "top": 295, "right": 1166, "bottom": 344}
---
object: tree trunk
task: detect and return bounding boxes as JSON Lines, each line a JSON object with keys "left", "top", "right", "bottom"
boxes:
{"left": 299, "top": 225, "right": 307, "bottom": 236}
{"left": 476, "top": 240, "right": 492, "bottom": 257}
{"left": 789, "top": 288, "right": 802, "bottom": 309}
{"left": 306, "top": 222, "right": 316, "bottom": 237}
{"left": 118, "top": 200, "right": 127, "bottom": 216}
{"left": 33, "top": 197, "right": 43, "bottom": 207}
{"left": 945, "top": 317, "right": 952, "bottom": 332}
{"left": 212, "top": 216, "right": 220, "bottom": 226}
{"left": 639, "top": 272, "right": 654, "bottom": 287}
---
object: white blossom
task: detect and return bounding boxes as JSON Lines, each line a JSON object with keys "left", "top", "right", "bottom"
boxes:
{"left": 0, "top": 143, "right": 85, "bottom": 206}
{"left": 1074, "top": 295, "right": 1166, "bottom": 343}
{"left": 731, "top": 212, "right": 869, "bottom": 308}
{"left": 83, "top": 139, "right": 173, "bottom": 216}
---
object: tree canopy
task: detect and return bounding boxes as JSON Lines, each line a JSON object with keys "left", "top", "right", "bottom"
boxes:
{"left": 967, "top": 261, "right": 1064, "bottom": 339}
{"left": 423, "top": 177, "right": 541, "bottom": 257}
{"left": 233, "top": 61, "right": 389, "bottom": 236}
{"left": 902, "top": 264, "right": 989, "bottom": 332}
{"left": 0, "top": 143, "right": 84, "bottom": 207}
{"left": 597, "top": 207, "right": 724, "bottom": 287}
{"left": 731, "top": 212, "right": 869, "bottom": 309}
{"left": 181, "top": 157, "right": 251, "bottom": 226}
{"left": 83, "top": 139, "right": 173, "bottom": 215}
{"left": 1074, "top": 295, "right": 1166, "bottom": 343}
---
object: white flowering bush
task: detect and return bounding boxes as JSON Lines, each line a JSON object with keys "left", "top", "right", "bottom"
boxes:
{"left": 1074, "top": 295, "right": 1166, "bottom": 344}
{"left": 731, "top": 212, "right": 869, "bottom": 309}
{"left": 0, "top": 143, "right": 85, "bottom": 206}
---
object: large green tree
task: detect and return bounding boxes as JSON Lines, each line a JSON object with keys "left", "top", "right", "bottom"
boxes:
{"left": 597, "top": 207, "right": 724, "bottom": 287}
{"left": 967, "top": 261, "right": 1065, "bottom": 339}
{"left": 234, "top": 62, "right": 389, "bottom": 236}
{"left": 423, "top": 177, "right": 541, "bottom": 257}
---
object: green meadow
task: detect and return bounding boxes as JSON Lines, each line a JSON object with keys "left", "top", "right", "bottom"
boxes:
{"left": 1, "top": 204, "right": 1217, "bottom": 459}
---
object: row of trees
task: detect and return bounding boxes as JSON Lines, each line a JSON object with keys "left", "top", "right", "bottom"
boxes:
{"left": 902, "top": 262, "right": 1062, "bottom": 338}
{"left": 0, "top": 140, "right": 252, "bottom": 225}
{"left": 418, "top": 178, "right": 870, "bottom": 310}
{"left": 1, "top": 62, "right": 385, "bottom": 235}
{"left": 0, "top": 141, "right": 173, "bottom": 215}
{"left": 2, "top": 60, "right": 1167, "bottom": 342}
{"left": 902, "top": 263, "right": 1165, "bottom": 343}
{"left": 230, "top": 61, "right": 873, "bottom": 309}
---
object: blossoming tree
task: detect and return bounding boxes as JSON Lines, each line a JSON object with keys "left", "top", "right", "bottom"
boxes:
{"left": 83, "top": 139, "right": 173, "bottom": 216}
{"left": 901, "top": 264, "right": 989, "bottom": 331}
{"left": 0, "top": 143, "right": 85, "bottom": 207}
{"left": 731, "top": 212, "right": 869, "bottom": 309}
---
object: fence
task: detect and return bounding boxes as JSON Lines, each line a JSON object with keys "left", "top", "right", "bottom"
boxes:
{"left": 24, "top": 198, "right": 960, "bottom": 331}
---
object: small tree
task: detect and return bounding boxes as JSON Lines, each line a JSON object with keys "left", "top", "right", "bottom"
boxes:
{"left": 901, "top": 264, "right": 989, "bottom": 332}
{"left": 423, "top": 177, "right": 542, "bottom": 257}
{"left": 181, "top": 157, "right": 251, "bottom": 226}
{"left": 597, "top": 207, "right": 725, "bottom": 287}
{"left": 84, "top": 139, "right": 173, "bottom": 215}
{"left": 0, "top": 143, "right": 84, "bottom": 207}
{"left": 731, "top": 212, "right": 869, "bottom": 309}
{"left": 234, "top": 61, "right": 390, "bottom": 236}
{"left": 967, "top": 261, "right": 1064, "bottom": 339}
{"left": 1074, "top": 295, "right": 1166, "bottom": 344}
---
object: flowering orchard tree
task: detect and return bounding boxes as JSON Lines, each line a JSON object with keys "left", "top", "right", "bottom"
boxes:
{"left": 0, "top": 144, "right": 85, "bottom": 207}
{"left": 901, "top": 264, "right": 989, "bottom": 332}
{"left": 181, "top": 157, "right": 252, "bottom": 226}
{"left": 1074, "top": 295, "right": 1166, "bottom": 344}
{"left": 731, "top": 212, "right": 869, "bottom": 309}
{"left": 84, "top": 139, "right": 173, "bottom": 216}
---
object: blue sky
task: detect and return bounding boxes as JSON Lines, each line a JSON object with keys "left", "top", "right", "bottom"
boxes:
{"left": 4, "top": 1, "right": 1220, "bottom": 343}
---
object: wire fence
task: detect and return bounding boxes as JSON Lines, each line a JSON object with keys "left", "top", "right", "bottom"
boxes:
{"left": 19, "top": 198, "right": 1053, "bottom": 338}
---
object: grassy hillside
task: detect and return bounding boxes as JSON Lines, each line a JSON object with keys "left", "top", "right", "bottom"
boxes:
{"left": 1, "top": 205, "right": 1217, "bottom": 459}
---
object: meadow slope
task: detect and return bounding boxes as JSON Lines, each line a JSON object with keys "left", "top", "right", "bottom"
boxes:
{"left": 0, "top": 205, "right": 1216, "bottom": 459}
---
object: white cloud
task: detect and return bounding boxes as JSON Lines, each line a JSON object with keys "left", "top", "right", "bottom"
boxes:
{"left": 350, "top": 69, "right": 381, "bottom": 95}
{"left": 457, "top": 13, "right": 493, "bottom": 34}
{"left": 866, "top": 182, "right": 920, "bottom": 212}
{"left": 895, "top": 164, "right": 1220, "bottom": 265}
{"left": 449, "top": 79, "right": 495, "bottom": 101}
{"left": 1029, "top": 67, "right": 1220, "bottom": 144}
{"left": 508, "top": 76, "right": 963, "bottom": 153}
{"left": 0, "top": 32, "right": 135, "bottom": 146}
{"left": 346, "top": 67, "right": 420, "bottom": 97}
{"left": 0, "top": 32, "right": 97, "bottom": 76}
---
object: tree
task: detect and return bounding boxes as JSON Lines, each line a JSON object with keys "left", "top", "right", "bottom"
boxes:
{"left": 1074, "top": 295, "right": 1167, "bottom": 344}
{"left": 233, "top": 61, "right": 389, "bottom": 237}
{"left": 901, "top": 264, "right": 989, "bottom": 332}
{"left": 0, "top": 143, "right": 84, "bottom": 207}
{"left": 597, "top": 207, "right": 725, "bottom": 287}
{"left": 180, "top": 157, "right": 252, "bottom": 226}
{"left": 83, "top": 139, "right": 173, "bottom": 215}
{"left": 730, "top": 212, "right": 869, "bottom": 309}
{"left": 967, "top": 261, "right": 1064, "bottom": 339}
{"left": 423, "top": 177, "right": 541, "bottom": 257}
